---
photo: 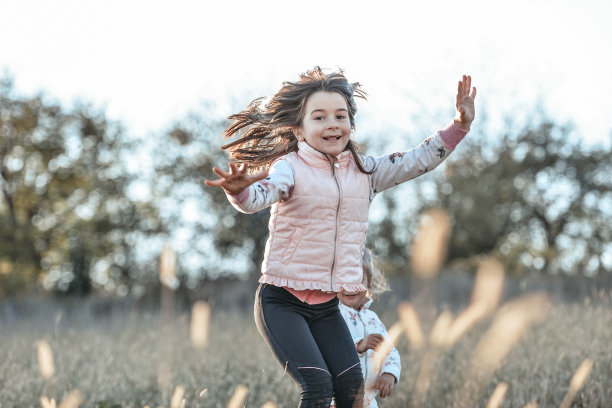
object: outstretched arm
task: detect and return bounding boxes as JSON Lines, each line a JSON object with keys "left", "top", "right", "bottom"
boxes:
{"left": 205, "top": 162, "right": 268, "bottom": 195}
{"left": 365, "top": 75, "right": 477, "bottom": 197}
{"left": 207, "top": 160, "right": 295, "bottom": 214}
{"left": 454, "top": 75, "right": 477, "bottom": 130}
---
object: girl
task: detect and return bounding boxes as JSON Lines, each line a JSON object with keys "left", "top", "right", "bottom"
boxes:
{"left": 205, "top": 67, "right": 476, "bottom": 407}
{"left": 336, "top": 249, "right": 400, "bottom": 408}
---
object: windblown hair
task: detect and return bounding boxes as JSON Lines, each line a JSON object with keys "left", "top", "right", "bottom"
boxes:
{"left": 221, "top": 66, "right": 371, "bottom": 173}
{"left": 362, "top": 248, "right": 390, "bottom": 298}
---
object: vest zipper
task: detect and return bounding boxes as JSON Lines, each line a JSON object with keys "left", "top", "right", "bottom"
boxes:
{"left": 329, "top": 156, "right": 341, "bottom": 291}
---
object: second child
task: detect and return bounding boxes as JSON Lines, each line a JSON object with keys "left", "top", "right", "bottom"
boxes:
{"left": 337, "top": 249, "right": 401, "bottom": 407}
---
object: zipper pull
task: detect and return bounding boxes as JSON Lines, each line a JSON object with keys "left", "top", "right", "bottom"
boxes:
{"left": 334, "top": 162, "right": 340, "bottom": 168}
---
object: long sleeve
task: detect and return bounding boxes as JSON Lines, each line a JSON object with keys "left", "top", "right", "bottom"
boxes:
{"left": 225, "top": 159, "right": 295, "bottom": 214}
{"left": 381, "top": 341, "right": 401, "bottom": 383}
{"left": 362, "top": 122, "right": 468, "bottom": 198}
{"left": 369, "top": 311, "right": 402, "bottom": 383}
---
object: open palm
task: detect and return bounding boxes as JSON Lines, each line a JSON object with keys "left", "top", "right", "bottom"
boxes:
{"left": 205, "top": 162, "right": 268, "bottom": 195}
{"left": 455, "top": 75, "right": 477, "bottom": 129}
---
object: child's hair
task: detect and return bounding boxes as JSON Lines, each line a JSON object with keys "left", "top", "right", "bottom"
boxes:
{"left": 362, "top": 248, "right": 390, "bottom": 298}
{"left": 221, "top": 66, "right": 371, "bottom": 173}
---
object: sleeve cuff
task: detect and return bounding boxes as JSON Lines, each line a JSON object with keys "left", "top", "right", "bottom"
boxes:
{"left": 439, "top": 121, "right": 469, "bottom": 150}
{"left": 382, "top": 371, "right": 399, "bottom": 383}
{"left": 226, "top": 187, "right": 250, "bottom": 205}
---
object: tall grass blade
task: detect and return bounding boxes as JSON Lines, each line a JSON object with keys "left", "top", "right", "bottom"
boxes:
{"left": 485, "top": 382, "right": 508, "bottom": 408}
{"left": 36, "top": 340, "right": 55, "bottom": 380}
{"left": 410, "top": 208, "right": 450, "bottom": 279}
{"left": 190, "top": 301, "right": 211, "bottom": 350}
{"left": 227, "top": 385, "right": 248, "bottom": 408}
{"left": 559, "top": 358, "right": 594, "bottom": 408}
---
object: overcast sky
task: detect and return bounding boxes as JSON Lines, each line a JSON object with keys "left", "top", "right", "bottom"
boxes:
{"left": 1, "top": 0, "right": 611, "bottom": 148}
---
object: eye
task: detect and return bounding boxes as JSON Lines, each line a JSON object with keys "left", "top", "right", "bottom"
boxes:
{"left": 336, "top": 115, "right": 346, "bottom": 120}
{"left": 314, "top": 116, "right": 324, "bottom": 120}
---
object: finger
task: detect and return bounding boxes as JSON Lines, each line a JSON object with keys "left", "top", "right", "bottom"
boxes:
{"left": 470, "top": 86, "right": 477, "bottom": 100}
{"left": 237, "top": 162, "right": 250, "bottom": 174}
{"left": 375, "top": 381, "right": 382, "bottom": 393}
{"left": 228, "top": 162, "right": 239, "bottom": 174}
{"left": 457, "top": 79, "right": 466, "bottom": 106}
{"left": 465, "top": 75, "right": 471, "bottom": 95}
{"left": 457, "top": 80, "right": 464, "bottom": 104}
{"left": 212, "top": 166, "right": 231, "bottom": 178}
{"left": 204, "top": 178, "right": 225, "bottom": 187}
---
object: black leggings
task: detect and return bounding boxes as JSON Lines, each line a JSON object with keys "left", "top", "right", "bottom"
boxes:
{"left": 254, "top": 283, "right": 364, "bottom": 408}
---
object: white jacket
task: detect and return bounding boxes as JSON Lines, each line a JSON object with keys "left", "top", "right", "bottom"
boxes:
{"left": 339, "top": 299, "right": 401, "bottom": 408}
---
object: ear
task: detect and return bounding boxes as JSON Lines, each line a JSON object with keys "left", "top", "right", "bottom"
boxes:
{"left": 293, "top": 127, "right": 304, "bottom": 141}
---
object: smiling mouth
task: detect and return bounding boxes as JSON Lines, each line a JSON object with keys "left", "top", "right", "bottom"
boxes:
{"left": 322, "top": 136, "right": 342, "bottom": 141}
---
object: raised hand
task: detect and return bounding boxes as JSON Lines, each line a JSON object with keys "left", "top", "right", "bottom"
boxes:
{"left": 204, "top": 162, "right": 269, "bottom": 195}
{"left": 455, "top": 75, "right": 477, "bottom": 130}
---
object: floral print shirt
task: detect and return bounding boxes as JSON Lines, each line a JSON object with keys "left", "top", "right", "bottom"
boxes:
{"left": 338, "top": 299, "right": 402, "bottom": 408}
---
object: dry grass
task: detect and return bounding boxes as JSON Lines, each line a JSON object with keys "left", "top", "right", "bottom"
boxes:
{"left": 0, "top": 293, "right": 610, "bottom": 407}
{"left": 2, "top": 230, "right": 611, "bottom": 407}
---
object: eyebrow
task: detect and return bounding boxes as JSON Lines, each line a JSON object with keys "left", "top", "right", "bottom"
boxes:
{"left": 309, "top": 108, "right": 349, "bottom": 115}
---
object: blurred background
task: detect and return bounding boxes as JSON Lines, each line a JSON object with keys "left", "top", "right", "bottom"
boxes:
{"left": 0, "top": 0, "right": 611, "bottom": 305}
{"left": 2, "top": 1, "right": 612, "bottom": 406}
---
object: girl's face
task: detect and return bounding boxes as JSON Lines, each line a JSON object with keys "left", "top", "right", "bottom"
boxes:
{"left": 295, "top": 91, "right": 352, "bottom": 157}
{"left": 338, "top": 287, "right": 368, "bottom": 310}
{"left": 338, "top": 272, "right": 369, "bottom": 311}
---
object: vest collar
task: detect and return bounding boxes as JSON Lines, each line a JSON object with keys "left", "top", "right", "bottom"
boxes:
{"left": 297, "top": 141, "right": 353, "bottom": 169}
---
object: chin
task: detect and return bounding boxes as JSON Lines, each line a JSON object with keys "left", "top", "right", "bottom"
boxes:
{"left": 328, "top": 147, "right": 346, "bottom": 157}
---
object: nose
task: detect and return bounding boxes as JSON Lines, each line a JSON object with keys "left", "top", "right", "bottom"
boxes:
{"left": 327, "top": 119, "right": 340, "bottom": 129}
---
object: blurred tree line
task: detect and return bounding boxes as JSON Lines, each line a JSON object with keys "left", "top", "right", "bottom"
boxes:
{"left": 1, "top": 75, "right": 610, "bottom": 296}
{"left": 0, "top": 77, "right": 163, "bottom": 296}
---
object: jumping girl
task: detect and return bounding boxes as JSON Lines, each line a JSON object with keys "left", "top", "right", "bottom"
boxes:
{"left": 205, "top": 67, "right": 476, "bottom": 407}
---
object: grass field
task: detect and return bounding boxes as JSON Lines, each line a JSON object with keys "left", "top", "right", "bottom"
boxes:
{"left": 1, "top": 288, "right": 610, "bottom": 408}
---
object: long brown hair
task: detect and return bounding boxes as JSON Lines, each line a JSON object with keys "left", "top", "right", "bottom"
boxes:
{"left": 221, "top": 66, "right": 372, "bottom": 173}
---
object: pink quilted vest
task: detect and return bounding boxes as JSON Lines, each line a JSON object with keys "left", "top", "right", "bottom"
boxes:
{"left": 259, "top": 141, "right": 370, "bottom": 293}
